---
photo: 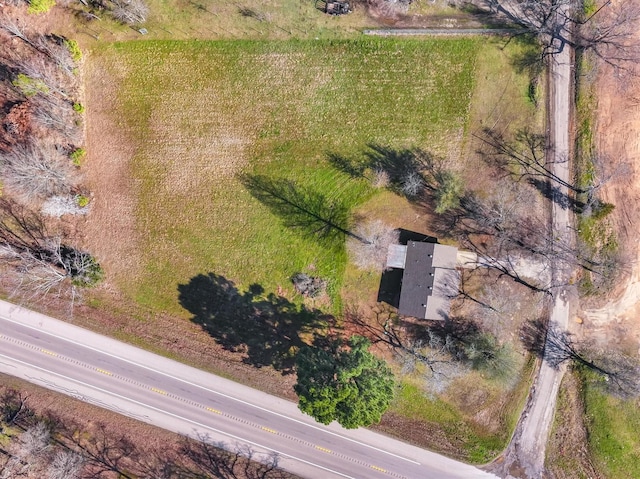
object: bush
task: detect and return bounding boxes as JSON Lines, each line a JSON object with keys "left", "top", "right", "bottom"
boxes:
{"left": 27, "top": 0, "right": 55, "bottom": 13}
{"left": 12, "top": 74, "right": 50, "bottom": 97}
{"left": 72, "top": 103, "right": 85, "bottom": 114}
{"left": 64, "top": 39, "right": 82, "bottom": 63}
{"left": 75, "top": 195, "right": 90, "bottom": 208}
{"left": 70, "top": 148, "right": 86, "bottom": 166}
{"left": 291, "top": 273, "right": 327, "bottom": 298}
{"left": 592, "top": 201, "right": 615, "bottom": 221}
{"left": 434, "top": 171, "right": 463, "bottom": 214}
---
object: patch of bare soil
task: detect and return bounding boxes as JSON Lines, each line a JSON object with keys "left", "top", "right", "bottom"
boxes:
{"left": 372, "top": 411, "right": 472, "bottom": 461}
{"left": 80, "top": 57, "right": 143, "bottom": 285}
{"left": 545, "top": 371, "right": 603, "bottom": 479}
{"left": 361, "top": 1, "right": 492, "bottom": 29}
{"left": 582, "top": 33, "right": 640, "bottom": 355}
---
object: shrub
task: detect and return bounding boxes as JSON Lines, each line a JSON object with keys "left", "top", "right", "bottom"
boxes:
{"left": 12, "top": 74, "right": 49, "bottom": 97}
{"left": 75, "top": 195, "right": 90, "bottom": 208}
{"left": 434, "top": 171, "right": 463, "bottom": 214}
{"left": 62, "top": 249, "right": 104, "bottom": 287}
{"left": 72, "top": 103, "right": 85, "bottom": 114}
{"left": 70, "top": 148, "right": 86, "bottom": 166}
{"left": 27, "top": 0, "right": 55, "bottom": 13}
{"left": 291, "top": 273, "right": 327, "bottom": 298}
{"left": 64, "top": 39, "right": 82, "bottom": 63}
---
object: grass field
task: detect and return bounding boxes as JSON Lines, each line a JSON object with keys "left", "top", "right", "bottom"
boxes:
{"left": 70, "top": 0, "right": 471, "bottom": 43}
{"left": 580, "top": 369, "right": 640, "bottom": 478}
{"left": 387, "top": 356, "right": 534, "bottom": 463}
{"left": 91, "top": 38, "right": 482, "bottom": 315}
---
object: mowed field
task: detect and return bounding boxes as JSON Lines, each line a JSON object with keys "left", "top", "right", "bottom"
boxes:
{"left": 86, "top": 38, "right": 484, "bottom": 316}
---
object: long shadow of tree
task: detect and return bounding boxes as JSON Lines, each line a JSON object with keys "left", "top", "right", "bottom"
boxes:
{"left": 240, "top": 174, "right": 368, "bottom": 245}
{"left": 178, "top": 273, "right": 330, "bottom": 374}
{"left": 327, "top": 144, "right": 444, "bottom": 202}
{"left": 475, "top": 127, "right": 588, "bottom": 212}
{"left": 520, "top": 319, "right": 640, "bottom": 398}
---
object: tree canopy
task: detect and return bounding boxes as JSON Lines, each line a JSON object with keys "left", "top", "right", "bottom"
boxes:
{"left": 294, "top": 335, "right": 395, "bottom": 429}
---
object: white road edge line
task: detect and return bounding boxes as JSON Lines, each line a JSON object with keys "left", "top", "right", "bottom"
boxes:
{"left": 0, "top": 353, "right": 356, "bottom": 479}
{"left": 0, "top": 314, "right": 420, "bottom": 465}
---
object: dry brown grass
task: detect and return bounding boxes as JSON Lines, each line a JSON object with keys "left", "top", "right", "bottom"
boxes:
{"left": 81, "top": 58, "right": 143, "bottom": 286}
{"left": 545, "top": 371, "right": 603, "bottom": 479}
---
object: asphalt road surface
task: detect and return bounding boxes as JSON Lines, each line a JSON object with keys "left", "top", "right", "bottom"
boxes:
{"left": 0, "top": 300, "right": 498, "bottom": 479}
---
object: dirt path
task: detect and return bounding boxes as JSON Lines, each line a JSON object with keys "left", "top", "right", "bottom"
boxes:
{"left": 363, "top": 28, "right": 518, "bottom": 35}
{"left": 489, "top": 3, "right": 577, "bottom": 478}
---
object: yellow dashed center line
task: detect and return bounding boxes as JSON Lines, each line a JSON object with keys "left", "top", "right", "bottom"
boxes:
{"left": 9, "top": 336, "right": 411, "bottom": 478}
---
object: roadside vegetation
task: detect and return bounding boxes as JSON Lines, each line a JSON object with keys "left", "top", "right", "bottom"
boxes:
{"left": 0, "top": 378, "right": 298, "bottom": 479}
{"left": 3, "top": 0, "right": 603, "bottom": 467}
{"left": 573, "top": 51, "right": 619, "bottom": 296}
{"left": 0, "top": 10, "right": 103, "bottom": 304}
{"left": 579, "top": 367, "right": 640, "bottom": 479}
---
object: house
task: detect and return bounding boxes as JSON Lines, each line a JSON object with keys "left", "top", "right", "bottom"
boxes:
{"left": 386, "top": 241, "right": 459, "bottom": 320}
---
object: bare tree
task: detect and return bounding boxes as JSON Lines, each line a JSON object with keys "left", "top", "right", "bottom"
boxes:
{"left": 400, "top": 170, "right": 424, "bottom": 198}
{"left": 574, "top": 1, "right": 640, "bottom": 71}
{"left": 0, "top": 390, "right": 30, "bottom": 427}
{"left": 521, "top": 319, "right": 640, "bottom": 398}
{"left": 110, "top": 0, "right": 149, "bottom": 25}
{"left": 47, "top": 450, "right": 84, "bottom": 479}
{"left": 477, "top": 0, "right": 640, "bottom": 70}
{"left": 347, "top": 220, "right": 399, "bottom": 271}
{"left": 0, "top": 142, "right": 77, "bottom": 201}
{"left": 178, "top": 434, "right": 287, "bottom": 479}
{"left": 32, "top": 97, "right": 82, "bottom": 142}
{"left": 0, "top": 200, "right": 103, "bottom": 302}
{"left": 57, "top": 422, "right": 138, "bottom": 479}
{"left": 0, "top": 422, "right": 51, "bottom": 479}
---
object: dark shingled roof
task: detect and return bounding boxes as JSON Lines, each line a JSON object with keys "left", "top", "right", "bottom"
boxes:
{"left": 396, "top": 241, "right": 459, "bottom": 320}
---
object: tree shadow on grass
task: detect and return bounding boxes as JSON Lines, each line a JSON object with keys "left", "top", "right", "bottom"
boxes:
{"left": 327, "top": 144, "right": 442, "bottom": 202}
{"left": 240, "top": 174, "right": 367, "bottom": 245}
{"left": 178, "top": 273, "right": 331, "bottom": 374}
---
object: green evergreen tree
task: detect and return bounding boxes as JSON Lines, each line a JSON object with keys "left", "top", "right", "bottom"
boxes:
{"left": 294, "top": 335, "right": 395, "bottom": 429}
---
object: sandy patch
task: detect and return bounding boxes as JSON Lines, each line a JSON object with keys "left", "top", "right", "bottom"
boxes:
{"left": 582, "top": 8, "right": 640, "bottom": 355}
{"left": 81, "top": 57, "right": 142, "bottom": 285}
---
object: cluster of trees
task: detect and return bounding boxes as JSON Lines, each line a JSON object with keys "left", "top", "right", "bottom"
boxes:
{"left": 0, "top": 14, "right": 103, "bottom": 302}
{"left": 0, "top": 389, "right": 293, "bottom": 479}
{"left": 346, "top": 305, "right": 520, "bottom": 392}
{"left": 478, "top": 0, "right": 640, "bottom": 71}
{"left": 4, "top": 0, "right": 149, "bottom": 25}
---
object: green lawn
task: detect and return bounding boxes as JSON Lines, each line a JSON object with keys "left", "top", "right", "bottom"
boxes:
{"left": 581, "top": 370, "right": 640, "bottom": 478}
{"left": 388, "top": 357, "right": 533, "bottom": 464}
{"left": 92, "top": 38, "right": 482, "bottom": 316}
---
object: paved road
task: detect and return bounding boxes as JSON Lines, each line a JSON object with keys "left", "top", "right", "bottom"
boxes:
{"left": 0, "top": 300, "right": 498, "bottom": 479}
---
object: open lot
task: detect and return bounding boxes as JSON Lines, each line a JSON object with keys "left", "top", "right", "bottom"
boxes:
{"left": 79, "top": 34, "right": 543, "bottom": 461}
{"left": 85, "top": 38, "right": 482, "bottom": 315}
